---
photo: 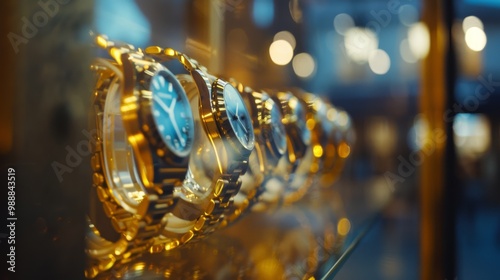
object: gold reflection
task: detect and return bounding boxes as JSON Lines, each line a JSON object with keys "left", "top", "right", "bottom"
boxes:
{"left": 131, "top": 262, "right": 146, "bottom": 272}
{"left": 327, "top": 108, "right": 338, "bottom": 122}
{"left": 254, "top": 257, "right": 284, "bottom": 279}
{"left": 453, "top": 114, "right": 491, "bottom": 159}
{"left": 313, "top": 144, "right": 324, "bottom": 158}
{"left": 88, "top": 189, "right": 355, "bottom": 279}
{"left": 337, "top": 218, "right": 351, "bottom": 236}
{"left": 306, "top": 118, "right": 316, "bottom": 130}
{"left": 338, "top": 142, "right": 351, "bottom": 159}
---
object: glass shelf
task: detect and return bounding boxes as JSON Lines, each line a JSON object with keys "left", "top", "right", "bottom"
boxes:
{"left": 90, "top": 175, "right": 387, "bottom": 279}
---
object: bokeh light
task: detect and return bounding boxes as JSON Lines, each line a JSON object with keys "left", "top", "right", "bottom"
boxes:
{"left": 400, "top": 39, "right": 418, "bottom": 63}
{"left": 274, "top": 31, "right": 296, "bottom": 50}
{"left": 408, "top": 22, "right": 430, "bottom": 59}
{"left": 407, "top": 115, "right": 430, "bottom": 152}
{"left": 465, "top": 27, "right": 487, "bottom": 52}
{"left": 453, "top": 114, "right": 491, "bottom": 158}
{"left": 398, "top": 5, "right": 419, "bottom": 27}
{"left": 292, "top": 53, "right": 316, "bottom": 78}
{"left": 334, "top": 13, "right": 355, "bottom": 35}
{"left": 313, "top": 144, "right": 324, "bottom": 158}
{"left": 368, "top": 49, "right": 391, "bottom": 75}
{"left": 338, "top": 142, "right": 351, "bottom": 159}
{"left": 344, "top": 27, "right": 379, "bottom": 63}
{"left": 289, "top": 0, "right": 303, "bottom": 23}
{"left": 462, "top": 15, "right": 484, "bottom": 33}
{"left": 269, "top": 40, "right": 294, "bottom": 65}
{"left": 337, "top": 218, "right": 351, "bottom": 236}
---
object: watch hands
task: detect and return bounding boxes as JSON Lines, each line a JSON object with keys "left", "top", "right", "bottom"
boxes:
{"left": 153, "top": 95, "right": 186, "bottom": 147}
{"left": 171, "top": 117, "right": 186, "bottom": 147}
{"left": 235, "top": 102, "right": 249, "bottom": 140}
{"left": 157, "top": 92, "right": 171, "bottom": 99}
{"left": 153, "top": 95, "right": 171, "bottom": 114}
{"left": 167, "top": 98, "right": 187, "bottom": 147}
{"left": 225, "top": 102, "right": 249, "bottom": 142}
{"left": 168, "top": 97, "right": 177, "bottom": 112}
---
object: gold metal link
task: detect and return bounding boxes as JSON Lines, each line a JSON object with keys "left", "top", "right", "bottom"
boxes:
{"left": 194, "top": 216, "right": 207, "bottom": 231}
{"left": 96, "top": 186, "right": 109, "bottom": 201}
{"left": 92, "top": 172, "right": 105, "bottom": 186}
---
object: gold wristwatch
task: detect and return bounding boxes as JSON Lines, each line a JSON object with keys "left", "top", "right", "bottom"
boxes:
{"left": 86, "top": 35, "right": 195, "bottom": 276}
{"left": 267, "top": 91, "right": 312, "bottom": 204}
{"left": 283, "top": 90, "right": 331, "bottom": 203}
{"left": 319, "top": 104, "right": 354, "bottom": 185}
{"left": 143, "top": 46, "right": 255, "bottom": 251}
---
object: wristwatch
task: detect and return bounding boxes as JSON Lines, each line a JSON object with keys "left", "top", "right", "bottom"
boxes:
{"left": 143, "top": 46, "right": 255, "bottom": 251}
{"left": 267, "top": 91, "right": 312, "bottom": 204}
{"left": 225, "top": 80, "right": 288, "bottom": 220}
{"left": 285, "top": 90, "right": 330, "bottom": 204}
{"left": 86, "top": 35, "right": 195, "bottom": 276}
{"left": 319, "top": 105, "right": 354, "bottom": 186}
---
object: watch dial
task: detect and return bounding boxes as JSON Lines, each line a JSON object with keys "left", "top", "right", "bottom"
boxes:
{"left": 223, "top": 84, "right": 255, "bottom": 150}
{"left": 294, "top": 99, "right": 311, "bottom": 144}
{"left": 269, "top": 101, "right": 287, "bottom": 155}
{"left": 150, "top": 70, "right": 194, "bottom": 157}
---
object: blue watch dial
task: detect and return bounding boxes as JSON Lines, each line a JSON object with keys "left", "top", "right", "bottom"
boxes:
{"left": 223, "top": 84, "right": 255, "bottom": 150}
{"left": 150, "top": 70, "right": 194, "bottom": 157}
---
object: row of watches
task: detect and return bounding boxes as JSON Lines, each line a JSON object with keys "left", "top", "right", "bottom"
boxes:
{"left": 85, "top": 34, "right": 354, "bottom": 278}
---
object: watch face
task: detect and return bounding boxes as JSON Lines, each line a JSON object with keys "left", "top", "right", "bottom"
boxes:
{"left": 150, "top": 69, "right": 194, "bottom": 157}
{"left": 223, "top": 83, "right": 255, "bottom": 150}
{"left": 269, "top": 101, "right": 287, "bottom": 155}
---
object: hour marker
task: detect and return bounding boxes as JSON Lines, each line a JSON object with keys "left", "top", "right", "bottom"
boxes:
{"left": 153, "top": 79, "right": 160, "bottom": 90}
{"left": 158, "top": 92, "right": 172, "bottom": 99}
{"left": 159, "top": 76, "right": 165, "bottom": 87}
{"left": 159, "top": 125, "right": 165, "bottom": 131}
{"left": 168, "top": 82, "right": 173, "bottom": 92}
{"left": 153, "top": 110, "right": 160, "bottom": 117}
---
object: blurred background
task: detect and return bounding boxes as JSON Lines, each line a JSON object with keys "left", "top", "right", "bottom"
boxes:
{"left": 2, "top": 0, "right": 500, "bottom": 279}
